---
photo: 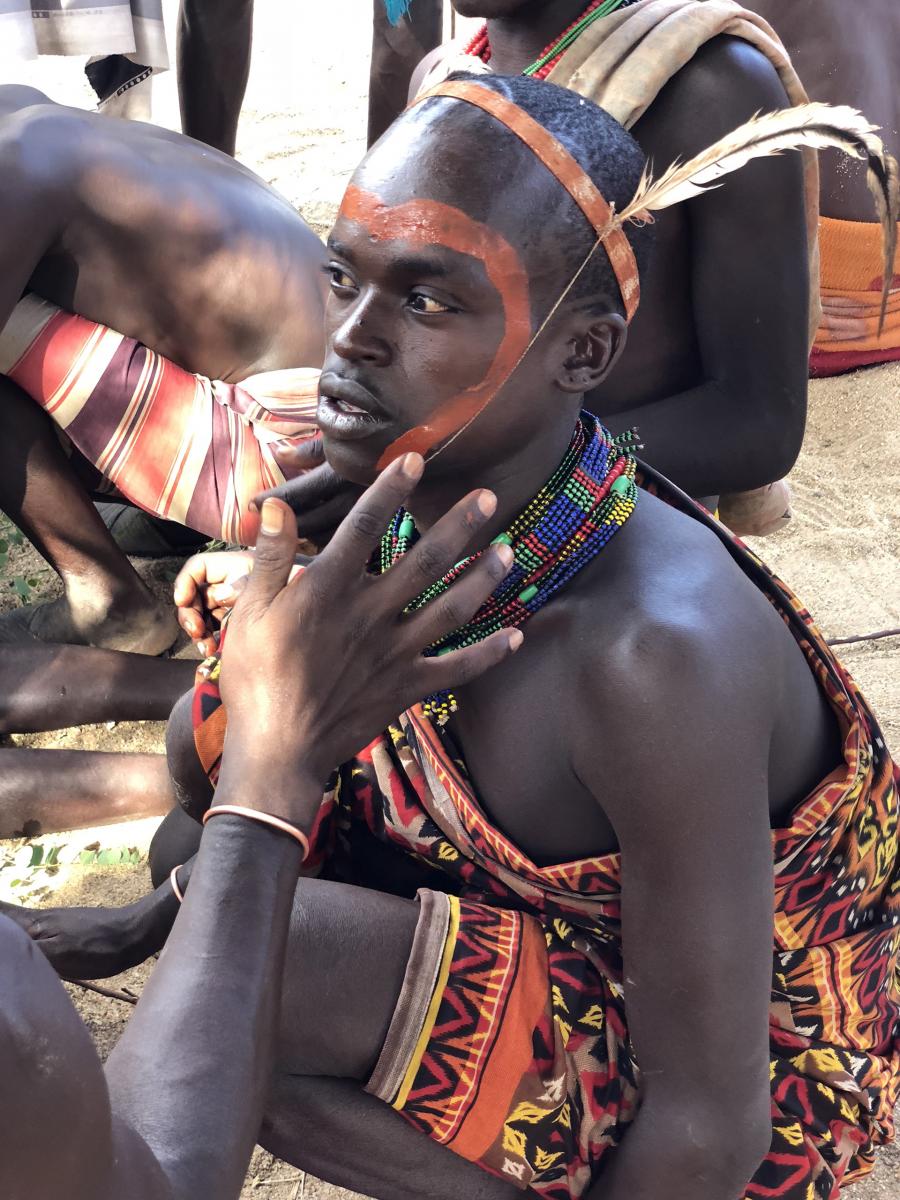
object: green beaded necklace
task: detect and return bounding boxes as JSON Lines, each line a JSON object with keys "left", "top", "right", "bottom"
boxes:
{"left": 524, "top": 0, "right": 635, "bottom": 77}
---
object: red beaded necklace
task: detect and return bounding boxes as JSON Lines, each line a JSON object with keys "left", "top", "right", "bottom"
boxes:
{"left": 465, "top": 0, "right": 632, "bottom": 80}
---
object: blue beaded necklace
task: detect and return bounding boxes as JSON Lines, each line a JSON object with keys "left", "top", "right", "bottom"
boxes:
{"left": 380, "top": 412, "right": 640, "bottom": 723}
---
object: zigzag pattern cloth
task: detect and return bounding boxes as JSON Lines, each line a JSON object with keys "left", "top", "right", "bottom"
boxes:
{"left": 0, "top": 294, "right": 320, "bottom": 544}
{"left": 191, "top": 472, "right": 900, "bottom": 1199}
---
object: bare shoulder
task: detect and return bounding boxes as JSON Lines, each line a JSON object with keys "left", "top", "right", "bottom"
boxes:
{"left": 643, "top": 33, "right": 791, "bottom": 157}
{"left": 569, "top": 497, "right": 782, "bottom": 782}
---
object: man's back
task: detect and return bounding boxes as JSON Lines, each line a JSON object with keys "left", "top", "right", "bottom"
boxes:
{"left": 748, "top": 0, "right": 900, "bottom": 219}
{"left": 0, "top": 91, "right": 328, "bottom": 380}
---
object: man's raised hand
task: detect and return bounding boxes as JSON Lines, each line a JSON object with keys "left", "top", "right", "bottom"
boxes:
{"left": 218, "top": 453, "right": 521, "bottom": 827}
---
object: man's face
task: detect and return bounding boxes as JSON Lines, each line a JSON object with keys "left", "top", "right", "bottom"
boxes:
{"left": 319, "top": 111, "right": 555, "bottom": 485}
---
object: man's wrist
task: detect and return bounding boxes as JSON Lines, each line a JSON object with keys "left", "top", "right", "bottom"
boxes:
{"left": 213, "top": 748, "right": 327, "bottom": 835}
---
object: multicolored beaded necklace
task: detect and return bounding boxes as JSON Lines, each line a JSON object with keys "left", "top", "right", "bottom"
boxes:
{"left": 380, "top": 413, "right": 639, "bottom": 724}
{"left": 465, "top": 0, "right": 642, "bottom": 80}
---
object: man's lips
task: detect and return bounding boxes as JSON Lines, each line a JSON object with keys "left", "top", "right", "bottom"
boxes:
{"left": 318, "top": 373, "right": 390, "bottom": 421}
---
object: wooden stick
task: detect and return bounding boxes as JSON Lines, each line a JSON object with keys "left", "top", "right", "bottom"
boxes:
{"left": 828, "top": 627, "right": 900, "bottom": 648}
{"left": 69, "top": 979, "right": 139, "bottom": 1005}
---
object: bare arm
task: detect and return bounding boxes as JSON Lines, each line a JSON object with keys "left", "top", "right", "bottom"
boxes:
{"left": 605, "top": 39, "right": 810, "bottom": 497}
{"left": 578, "top": 618, "right": 776, "bottom": 1199}
{"left": 0, "top": 116, "right": 64, "bottom": 330}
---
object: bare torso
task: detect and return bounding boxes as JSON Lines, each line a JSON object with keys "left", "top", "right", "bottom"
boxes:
{"left": 747, "top": 0, "right": 900, "bottom": 219}
{"left": 0, "top": 93, "right": 328, "bottom": 381}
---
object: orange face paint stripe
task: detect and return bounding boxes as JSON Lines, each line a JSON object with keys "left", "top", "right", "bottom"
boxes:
{"left": 339, "top": 186, "right": 533, "bottom": 466}
{"left": 415, "top": 80, "right": 641, "bottom": 322}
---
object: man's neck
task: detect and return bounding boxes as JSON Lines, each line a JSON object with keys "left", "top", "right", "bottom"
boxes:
{"left": 485, "top": 0, "right": 594, "bottom": 75}
{"left": 408, "top": 411, "right": 579, "bottom": 548}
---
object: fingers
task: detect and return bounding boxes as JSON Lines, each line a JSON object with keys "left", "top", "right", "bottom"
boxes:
{"left": 318, "top": 454, "right": 424, "bottom": 577}
{"left": 173, "top": 557, "right": 204, "bottom": 607}
{"left": 238, "top": 498, "right": 299, "bottom": 613}
{"left": 403, "top": 542, "right": 514, "bottom": 648}
{"left": 419, "top": 628, "right": 524, "bottom": 696}
{"left": 383, "top": 487, "right": 499, "bottom": 606}
{"left": 271, "top": 434, "right": 326, "bottom": 476}
{"left": 252, "top": 459, "right": 345, "bottom": 516}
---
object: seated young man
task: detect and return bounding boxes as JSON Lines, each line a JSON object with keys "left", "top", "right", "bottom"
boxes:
{"left": 0, "top": 84, "right": 327, "bottom": 654}
{"left": 9, "top": 75, "right": 899, "bottom": 1200}
{"left": 404, "top": 0, "right": 816, "bottom": 536}
{"left": 746, "top": 0, "right": 900, "bottom": 376}
{"left": 0, "top": 460, "right": 508, "bottom": 1197}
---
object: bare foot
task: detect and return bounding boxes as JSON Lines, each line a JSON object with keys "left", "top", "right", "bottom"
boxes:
{"left": 718, "top": 480, "right": 793, "bottom": 538}
{"left": 0, "top": 593, "right": 178, "bottom": 655}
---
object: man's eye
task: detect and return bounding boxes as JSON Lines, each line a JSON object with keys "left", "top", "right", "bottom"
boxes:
{"left": 327, "top": 266, "right": 357, "bottom": 291}
{"left": 408, "top": 293, "right": 453, "bottom": 315}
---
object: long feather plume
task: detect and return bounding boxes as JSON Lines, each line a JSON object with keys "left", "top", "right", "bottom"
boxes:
{"left": 615, "top": 103, "right": 900, "bottom": 332}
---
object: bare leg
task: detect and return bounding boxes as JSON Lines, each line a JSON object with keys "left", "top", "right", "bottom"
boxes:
{"left": 263, "top": 1076, "right": 525, "bottom": 1200}
{"left": 177, "top": 0, "right": 254, "bottom": 155}
{"left": 0, "top": 376, "right": 177, "bottom": 654}
{"left": 0, "top": 646, "right": 195, "bottom": 734}
{"left": 368, "top": 0, "right": 443, "bottom": 147}
{"left": 0, "top": 747, "right": 173, "bottom": 838}
{"left": 262, "top": 877, "right": 523, "bottom": 1200}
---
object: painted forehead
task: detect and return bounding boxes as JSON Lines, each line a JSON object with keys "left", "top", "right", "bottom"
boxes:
{"left": 336, "top": 185, "right": 534, "bottom": 467}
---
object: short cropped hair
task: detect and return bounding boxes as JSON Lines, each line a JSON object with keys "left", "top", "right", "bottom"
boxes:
{"left": 438, "top": 71, "right": 654, "bottom": 316}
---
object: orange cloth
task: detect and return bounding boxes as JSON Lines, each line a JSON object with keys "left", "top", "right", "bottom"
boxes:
{"left": 811, "top": 216, "right": 900, "bottom": 376}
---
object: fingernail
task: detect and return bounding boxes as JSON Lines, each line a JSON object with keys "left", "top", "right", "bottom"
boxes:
{"left": 260, "top": 498, "right": 283, "bottom": 534}
{"left": 508, "top": 629, "right": 524, "bottom": 652}
{"left": 399, "top": 453, "right": 424, "bottom": 482}
{"left": 476, "top": 490, "right": 497, "bottom": 517}
{"left": 495, "top": 543, "right": 514, "bottom": 568}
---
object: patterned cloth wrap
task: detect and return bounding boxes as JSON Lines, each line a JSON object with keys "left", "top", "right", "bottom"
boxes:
{"left": 0, "top": 294, "right": 320, "bottom": 544}
{"left": 192, "top": 472, "right": 900, "bottom": 1200}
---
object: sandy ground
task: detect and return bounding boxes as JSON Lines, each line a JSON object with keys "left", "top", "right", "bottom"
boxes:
{"left": 1, "top": 1, "right": 898, "bottom": 1196}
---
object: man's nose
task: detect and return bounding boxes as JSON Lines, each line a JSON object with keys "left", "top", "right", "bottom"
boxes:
{"left": 331, "top": 293, "right": 391, "bottom": 366}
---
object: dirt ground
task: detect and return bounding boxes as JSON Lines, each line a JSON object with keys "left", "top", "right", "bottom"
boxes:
{"left": 2, "top": 1, "right": 898, "bottom": 1196}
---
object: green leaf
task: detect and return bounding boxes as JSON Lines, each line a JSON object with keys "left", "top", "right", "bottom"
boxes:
{"left": 13, "top": 577, "right": 32, "bottom": 602}
{"left": 28, "top": 844, "right": 44, "bottom": 867}
{"left": 45, "top": 846, "right": 62, "bottom": 866}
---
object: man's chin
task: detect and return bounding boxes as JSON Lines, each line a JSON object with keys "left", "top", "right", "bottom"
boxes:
{"left": 322, "top": 433, "right": 387, "bottom": 487}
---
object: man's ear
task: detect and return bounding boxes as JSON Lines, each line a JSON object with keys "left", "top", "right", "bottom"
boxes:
{"left": 555, "top": 311, "right": 627, "bottom": 394}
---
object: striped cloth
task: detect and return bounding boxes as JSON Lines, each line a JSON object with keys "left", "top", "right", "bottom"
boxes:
{"left": 0, "top": 294, "right": 321, "bottom": 545}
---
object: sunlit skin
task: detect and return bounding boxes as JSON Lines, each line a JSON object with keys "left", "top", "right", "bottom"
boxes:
{"left": 11, "top": 101, "right": 847, "bottom": 1200}
{"left": 0, "top": 84, "right": 328, "bottom": 656}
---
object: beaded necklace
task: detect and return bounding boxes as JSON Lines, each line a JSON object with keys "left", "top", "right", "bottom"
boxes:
{"left": 380, "top": 413, "right": 639, "bottom": 724}
{"left": 465, "top": 0, "right": 641, "bottom": 80}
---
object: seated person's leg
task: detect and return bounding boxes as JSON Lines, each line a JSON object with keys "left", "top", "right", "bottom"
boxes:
{"left": 0, "top": 374, "right": 176, "bottom": 653}
{"left": 0, "top": 746, "right": 174, "bottom": 839}
{"left": 263, "top": 877, "right": 524, "bottom": 1200}
{"left": 0, "top": 645, "right": 196, "bottom": 734}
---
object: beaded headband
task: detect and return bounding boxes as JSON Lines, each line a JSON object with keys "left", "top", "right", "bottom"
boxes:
{"left": 413, "top": 79, "right": 642, "bottom": 322}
